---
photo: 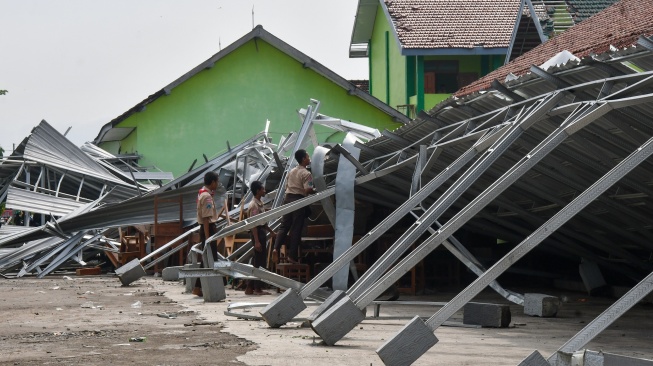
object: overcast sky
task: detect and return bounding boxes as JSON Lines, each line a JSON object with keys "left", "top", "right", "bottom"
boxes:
{"left": 0, "top": 0, "right": 368, "bottom": 153}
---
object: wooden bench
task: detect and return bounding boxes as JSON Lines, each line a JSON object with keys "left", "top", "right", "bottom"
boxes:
{"left": 275, "top": 263, "right": 310, "bottom": 283}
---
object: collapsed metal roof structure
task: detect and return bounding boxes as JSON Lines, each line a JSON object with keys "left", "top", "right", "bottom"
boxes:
{"left": 0, "top": 103, "right": 388, "bottom": 279}
{"left": 174, "top": 35, "right": 653, "bottom": 366}
{"left": 2, "top": 24, "right": 653, "bottom": 366}
{"left": 0, "top": 120, "right": 285, "bottom": 276}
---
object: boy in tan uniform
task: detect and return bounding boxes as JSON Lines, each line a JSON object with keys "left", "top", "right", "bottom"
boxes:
{"left": 272, "top": 149, "right": 316, "bottom": 264}
{"left": 194, "top": 171, "right": 220, "bottom": 296}
{"left": 245, "top": 180, "right": 276, "bottom": 295}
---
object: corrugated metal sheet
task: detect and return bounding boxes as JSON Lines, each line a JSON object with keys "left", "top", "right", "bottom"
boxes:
{"left": 6, "top": 186, "right": 87, "bottom": 217}
{"left": 24, "top": 121, "right": 131, "bottom": 186}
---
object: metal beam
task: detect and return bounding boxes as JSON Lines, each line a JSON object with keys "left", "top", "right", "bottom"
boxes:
{"left": 258, "top": 131, "right": 496, "bottom": 328}
{"left": 376, "top": 133, "right": 653, "bottom": 366}
{"left": 548, "top": 269, "right": 653, "bottom": 364}
{"left": 309, "top": 93, "right": 572, "bottom": 346}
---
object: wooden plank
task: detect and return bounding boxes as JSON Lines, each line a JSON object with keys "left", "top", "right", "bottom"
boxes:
{"left": 76, "top": 267, "right": 102, "bottom": 276}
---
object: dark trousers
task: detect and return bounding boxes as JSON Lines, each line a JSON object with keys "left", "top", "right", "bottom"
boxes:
{"left": 248, "top": 226, "right": 268, "bottom": 290}
{"left": 273, "top": 194, "right": 305, "bottom": 261}
{"left": 195, "top": 222, "right": 217, "bottom": 289}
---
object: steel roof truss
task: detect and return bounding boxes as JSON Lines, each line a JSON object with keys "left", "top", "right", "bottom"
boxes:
{"left": 349, "top": 102, "right": 550, "bottom": 304}
{"left": 376, "top": 127, "right": 653, "bottom": 366}
{"left": 548, "top": 269, "right": 653, "bottom": 364}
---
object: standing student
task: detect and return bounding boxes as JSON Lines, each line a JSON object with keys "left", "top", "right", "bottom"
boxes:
{"left": 194, "top": 171, "right": 220, "bottom": 297}
{"left": 272, "top": 149, "right": 316, "bottom": 264}
{"left": 245, "top": 180, "right": 276, "bottom": 295}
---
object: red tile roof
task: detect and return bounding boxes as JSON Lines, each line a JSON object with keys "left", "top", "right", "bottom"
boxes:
{"left": 349, "top": 79, "right": 370, "bottom": 93}
{"left": 385, "top": 0, "right": 522, "bottom": 50}
{"left": 456, "top": 0, "right": 653, "bottom": 97}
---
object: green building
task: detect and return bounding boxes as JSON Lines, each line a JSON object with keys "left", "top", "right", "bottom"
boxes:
{"left": 349, "top": 0, "right": 546, "bottom": 116}
{"left": 94, "top": 26, "right": 408, "bottom": 177}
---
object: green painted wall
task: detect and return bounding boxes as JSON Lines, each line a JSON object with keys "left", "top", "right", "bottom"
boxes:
{"left": 369, "top": 5, "right": 406, "bottom": 110}
{"left": 405, "top": 55, "right": 416, "bottom": 107}
{"left": 410, "top": 94, "right": 450, "bottom": 111}
{"left": 101, "top": 38, "right": 401, "bottom": 176}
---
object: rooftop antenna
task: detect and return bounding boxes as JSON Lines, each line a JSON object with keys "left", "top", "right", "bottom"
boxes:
{"left": 252, "top": 5, "right": 255, "bottom": 29}
{"left": 217, "top": 6, "right": 222, "bottom": 50}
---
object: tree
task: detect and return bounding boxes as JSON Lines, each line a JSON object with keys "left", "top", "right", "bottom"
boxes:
{"left": 0, "top": 90, "right": 7, "bottom": 95}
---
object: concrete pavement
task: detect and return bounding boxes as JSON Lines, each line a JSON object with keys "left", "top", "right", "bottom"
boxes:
{"left": 152, "top": 278, "right": 653, "bottom": 366}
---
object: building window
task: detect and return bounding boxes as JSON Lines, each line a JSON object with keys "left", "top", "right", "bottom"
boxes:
{"left": 424, "top": 60, "right": 478, "bottom": 93}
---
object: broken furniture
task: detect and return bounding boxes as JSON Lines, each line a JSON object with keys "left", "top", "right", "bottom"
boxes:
{"left": 118, "top": 228, "right": 146, "bottom": 266}
{"left": 152, "top": 195, "right": 185, "bottom": 272}
{"left": 275, "top": 263, "right": 310, "bottom": 283}
{"left": 115, "top": 226, "right": 200, "bottom": 286}
{"left": 219, "top": 199, "right": 249, "bottom": 257}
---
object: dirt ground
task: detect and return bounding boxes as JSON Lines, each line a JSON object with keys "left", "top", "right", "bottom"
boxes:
{"left": 0, "top": 275, "right": 253, "bottom": 366}
{"left": 2, "top": 274, "right": 653, "bottom": 366}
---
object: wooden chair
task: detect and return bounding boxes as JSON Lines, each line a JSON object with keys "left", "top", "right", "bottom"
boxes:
{"left": 219, "top": 200, "right": 250, "bottom": 257}
{"left": 276, "top": 261, "right": 310, "bottom": 283}
{"left": 118, "top": 228, "right": 145, "bottom": 265}
{"left": 273, "top": 238, "right": 311, "bottom": 283}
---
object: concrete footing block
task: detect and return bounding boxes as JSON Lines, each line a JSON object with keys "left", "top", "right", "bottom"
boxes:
{"left": 590, "top": 349, "right": 653, "bottom": 366}
{"left": 524, "top": 293, "right": 560, "bottom": 317}
{"left": 559, "top": 349, "right": 653, "bottom": 366}
{"left": 463, "top": 302, "right": 511, "bottom": 328}
{"left": 115, "top": 259, "right": 146, "bottom": 286}
{"left": 579, "top": 259, "right": 607, "bottom": 295}
{"left": 200, "top": 276, "right": 226, "bottom": 302}
{"left": 310, "top": 296, "right": 365, "bottom": 346}
{"left": 307, "top": 290, "right": 347, "bottom": 322}
{"left": 184, "top": 263, "right": 200, "bottom": 293}
{"left": 260, "top": 288, "right": 307, "bottom": 328}
{"left": 376, "top": 315, "right": 438, "bottom": 366}
{"left": 518, "top": 350, "right": 549, "bottom": 366}
{"left": 161, "top": 266, "right": 184, "bottom": 281}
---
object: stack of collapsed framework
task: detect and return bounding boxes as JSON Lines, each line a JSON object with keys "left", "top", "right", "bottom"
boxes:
{"left": 192, "top": 38, "right": 653, "bottom": 365}
{"left": 0, "top": 102, "right": 384, "bottom": 280}
{"left": 0, "top": 118, "right": 287, "bottom": 277}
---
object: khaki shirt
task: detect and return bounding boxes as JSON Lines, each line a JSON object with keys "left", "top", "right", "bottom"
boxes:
{"left": 285, "top": 165, "right": 313, "bottom": 196}
{"left": 247, "top": 196, "right": 265, "bottom": 219}
{"left": 197, "top": 188, "right": 219, "bottom": 224}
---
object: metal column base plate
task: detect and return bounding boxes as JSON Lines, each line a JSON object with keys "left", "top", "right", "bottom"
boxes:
{"left": 307, "top": 290, "right": 347, "bottom": 322}
{"left": 310, "top": 295, "right": 365, "bottom": 346}
{"left": 518, "top": 350, "right": 549, "bottom": 366}
{"left": 199, "top": 276, "right": 226, "bottom": 302}
{"left": 162, "top": 266, "right": 184, "bottom": 281}
{"left": 260, "top": 288, "right": 307, "bottom": 328}
{"left": 376, "top": 316, "right": 438, "bottom": 366}
{"left": 184, "top": 263, "right": 200, "bottom": 293}
{"left": 115, "top": 259, "right": 146, "bottom": 286}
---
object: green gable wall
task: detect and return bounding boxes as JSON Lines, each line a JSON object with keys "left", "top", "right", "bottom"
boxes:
{"left": 102, "top": 38, "right": 401, "bottom": 176}
{"left": 369, "top": 5, "right": 406, "bottom": 112}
